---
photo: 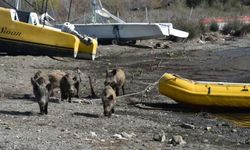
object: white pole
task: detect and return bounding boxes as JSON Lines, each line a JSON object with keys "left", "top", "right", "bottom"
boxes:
{"left": 189, "top": 7, "right": 193, "bottom": 20}
{"left": 16, "top": 0, "right": 20, "bottom": 10}
{"left": 145, "top": 7, "right": 148, "bottom": 22}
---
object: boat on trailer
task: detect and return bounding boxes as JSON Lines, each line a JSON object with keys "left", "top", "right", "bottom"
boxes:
{"left": 159, "top": 73, "right": 250, "bottom": 108}
{"left": 56, "top": 0, "right": 189, "bottom": 44}
{"left": 0, "top": 7, "right": 98, "bottom": 60}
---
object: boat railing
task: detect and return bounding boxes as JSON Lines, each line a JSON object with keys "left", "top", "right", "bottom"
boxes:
{"left": 10, "top": 9, "right": 19, "bottom": 21}
{"left": 10, "top": 9, "right": 40, "bottom": 26}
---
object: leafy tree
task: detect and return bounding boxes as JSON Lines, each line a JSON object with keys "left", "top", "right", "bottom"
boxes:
{"left": 186, "top": 0, "right": 202, "bottom": 8}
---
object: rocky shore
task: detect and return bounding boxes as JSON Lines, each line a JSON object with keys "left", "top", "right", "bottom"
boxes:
{"left": 0, "top": 36, "right": 250, "bottom": 149}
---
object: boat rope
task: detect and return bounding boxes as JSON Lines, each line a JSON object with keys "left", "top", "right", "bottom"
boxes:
{"left": 42, "top": 0, "right": 49, "bottom": 27}
{"left": 80, "top": 78, "right": 162, "bottom": 104}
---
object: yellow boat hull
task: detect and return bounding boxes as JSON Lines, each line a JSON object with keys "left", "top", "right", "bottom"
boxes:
{"left": 0, "top": 7, "right": 97, "bottom": 60}
{"left": 159, "top": 73, "right": 250, "bottom": 108}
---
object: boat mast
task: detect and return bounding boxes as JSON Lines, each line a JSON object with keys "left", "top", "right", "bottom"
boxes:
{"left": 67, "top": 0, "right": 73, "bottom": 22}
{"left": 91, "top": 0, "right": 97, "bottom": 23}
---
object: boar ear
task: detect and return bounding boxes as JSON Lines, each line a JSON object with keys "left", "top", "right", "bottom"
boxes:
{"left": 31, "top": 77, "right": 40, "bottom": 88}
{"left": 108, "top": 95, "right": 114, "bottom": 100}
{"left": 31, "top": 77, "right": 35, "bottom": 85}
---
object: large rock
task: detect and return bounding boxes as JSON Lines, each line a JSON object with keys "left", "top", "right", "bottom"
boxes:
{"left": 169, "top": 135, "right": 186, "bottom": 146}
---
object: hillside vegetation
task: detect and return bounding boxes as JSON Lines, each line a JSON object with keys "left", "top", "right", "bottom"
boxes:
{"left": 1, "top": 0, "right": 250, "bottom": 39}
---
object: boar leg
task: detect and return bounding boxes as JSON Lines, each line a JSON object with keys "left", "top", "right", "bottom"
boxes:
{"left": 122, "top": 84, "right": 125, "bottom": 95}
{"left": 74, "top": 82, "right": 80, "bottom": 98}
{"left": 61, "top": 92, "right": 68, "bottom": 101}
{"left": 45, "top": 102, "right": 48, "bottom": 115}
{"left": 39, "top": 104, "right": 43, "bottom": 115}
{"left": 68, "top": 92, "right": 72, "bottom": 103}
{"left": 115, "top": 86, "right": 120, "bottom": 96}
{"left": 111, "top": 107, "right": 115, "bottom": 113}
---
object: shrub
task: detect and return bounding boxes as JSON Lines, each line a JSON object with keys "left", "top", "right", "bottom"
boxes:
{"left": 238, "top": 24, "right": 250, "bottom": 36}
{"left": 173, "top": 19, "right": 202, "bottom": 39}
{"left": 186, "top": 0, "right": 202, "bottom": 8}
{"left": 222, "top": 20, "right": 244, "bottom": 36}
{"left": 209, "top": 21, "right": 219, "bottom": 32}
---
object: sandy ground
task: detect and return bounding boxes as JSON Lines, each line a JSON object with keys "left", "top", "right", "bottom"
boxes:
{"left": 1, "top": 37, "right": 250, "bottom": 150}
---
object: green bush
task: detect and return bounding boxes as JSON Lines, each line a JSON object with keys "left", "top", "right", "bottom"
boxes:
{"left": 173, "top": 19, "right": 203, "bottom": 39}
{"left": 209, "top": 21, "right": 219, "bottom": 32}
{"left": 186, "top": 0, "right": 202, "bottom": 8}
{"left": 239, "top": 24, "right": 250, "bottom": 36}
{"left": 222, "top": 20, "right": 244, "bottom": 36}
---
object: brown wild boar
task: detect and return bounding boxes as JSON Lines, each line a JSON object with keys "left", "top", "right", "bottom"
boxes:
{"left": 60, "top": 72, "right": 80, "bottom": 103}
{"left": 31, "top": 76, "right": 49, "bottom": 115}
{"left": 102, "top": 85, "right": 116, "bottom": 117}
{"left": 104, "top": 68, "right": 126, "bottom": 96}
{"left": 32, "top": 70, "right": 65, "bottom": 97}
{"left": 72, "top": 68, "right": 82, "bottom": 98}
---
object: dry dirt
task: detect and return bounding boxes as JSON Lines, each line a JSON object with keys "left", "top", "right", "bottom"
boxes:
{"left": 1, "top": 37, "right": 250, "bottom": 150}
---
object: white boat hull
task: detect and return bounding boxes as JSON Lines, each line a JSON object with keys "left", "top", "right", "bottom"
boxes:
{"left": 56, "top": 23, "right": 189, "bottom": 43}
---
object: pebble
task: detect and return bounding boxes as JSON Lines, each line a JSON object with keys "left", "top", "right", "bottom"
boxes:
{"left": 245, "top": 138, "right": 250, "bottom": 144}
{"left": 180, "top": 123, "right": 195, "bottom": 129}
{"left": 231, "top": 129, "right": 237, "bottom": 133}
{"left": 153, "top": 131, "right": 166, "bottom": 142}
{"left": 205, "top": 127, "right": 212, "bottom": 131}
{"left": 121, "top": 132, "right": 135, "bottom": 139}
{"left": 90, "top": 131, "right": 97, "bottom": 137}
{"left": 112, "top": 134, "right": 128, "bottom": 140}
{"left": 61, "top": 129, "right": 68, "bottom": 132}
{"left": 73, "top": 133, "right": 80, "bottom": 139}
{"left": 169, "top": 135, "right": 186, "bottom": 146}
{"left": 5, "top": 126, "right": 11, "bottom": 130}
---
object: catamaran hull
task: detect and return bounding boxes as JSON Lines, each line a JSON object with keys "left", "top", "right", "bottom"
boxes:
{"left": 0, "top": 37, "right": 95, "bottom": 59}
{"left": 56, "top": 23, "right": 189, "bottom": 44}
{"left": 0, "top": 7, "right": 98, "bottom": 60}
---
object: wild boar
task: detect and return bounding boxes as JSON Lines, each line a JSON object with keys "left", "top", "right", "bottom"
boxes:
{"left": 60, "top": 72, "right": 80, "bottom": 103}
{"left": 104, "top": 68, "right": 126, "bottom": 96}
{"left": 102, "top": 85, "right": 116, "bottom": 117}
{"left": 73, "top": 68, "right": 82, "bottom": 98}
{"left": 32, "top": 70, "right": 65, "bottom": 97}
{"left": 31, "top": 76, "right": 49, "bottom": 115}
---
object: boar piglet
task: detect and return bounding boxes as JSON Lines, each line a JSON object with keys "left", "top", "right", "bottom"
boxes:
{"left": 31, "top": 77, "right": 49, "bottom": 115}
{"left": 102, "top": 85, "right": 116, "bottom": 117}
{"left": 32, "top": 70, "right": 65, "bottom": 97}
{"left": 60, "top": 73, "right": 80, "bottom": 103}
{"left": 104, "top": 68, "right": 126, "bottom": 96}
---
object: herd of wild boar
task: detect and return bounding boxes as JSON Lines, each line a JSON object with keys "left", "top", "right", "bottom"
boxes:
{"left": 30, "top": 68, "right": 126, "bottom": 117}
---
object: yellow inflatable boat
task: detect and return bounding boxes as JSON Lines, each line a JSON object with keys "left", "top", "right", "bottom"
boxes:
{"left": 159, "top": 73, "right": 250, "bottom": 108}
{"left": 0, "top": 7, "right": 97, "bottom": 60}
